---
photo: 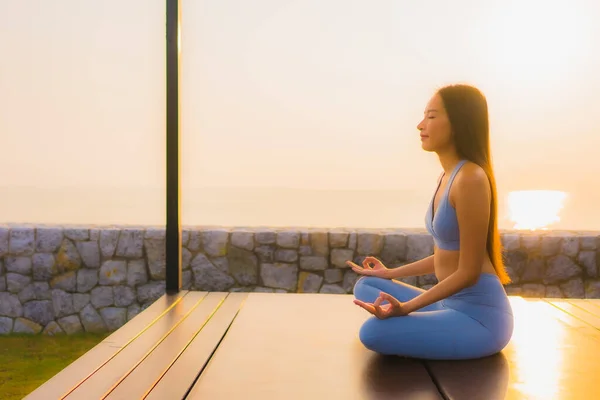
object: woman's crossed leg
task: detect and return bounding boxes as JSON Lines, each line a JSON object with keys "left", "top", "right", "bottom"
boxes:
{"left": 353, "top": 276, "right": 500, "bottom": 360}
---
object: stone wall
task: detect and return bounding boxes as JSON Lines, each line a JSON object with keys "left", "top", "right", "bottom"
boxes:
{"left": 1, "top": 224, "right": 599, "bottom": 335}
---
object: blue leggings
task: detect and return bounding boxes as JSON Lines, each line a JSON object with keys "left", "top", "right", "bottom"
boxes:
{"left": 353, "top": 273, "right": 514, "bottom": 360}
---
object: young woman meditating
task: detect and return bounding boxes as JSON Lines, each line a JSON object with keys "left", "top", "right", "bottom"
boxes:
{"left": 347, "top": 84, "right": 514, "bottom": 360}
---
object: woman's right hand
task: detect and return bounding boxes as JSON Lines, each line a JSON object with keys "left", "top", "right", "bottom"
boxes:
{"left": 346, "top": 256, "right": 391, "bottom": 279}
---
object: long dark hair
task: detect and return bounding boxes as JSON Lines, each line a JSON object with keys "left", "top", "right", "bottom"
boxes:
{"left": 437, "top": 84, "right": 511, "bottom": 284}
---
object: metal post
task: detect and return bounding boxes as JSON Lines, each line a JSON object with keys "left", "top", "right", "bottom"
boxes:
{"left": 165, "top": 0, "right": 181, "bottom": 293}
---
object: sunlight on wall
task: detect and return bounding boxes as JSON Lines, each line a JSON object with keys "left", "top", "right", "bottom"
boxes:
{"left": 507, "top": 191, "right": 567, "bottom": 231}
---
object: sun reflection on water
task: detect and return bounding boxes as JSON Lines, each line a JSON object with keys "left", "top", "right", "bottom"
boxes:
{"left": 507, "top": 190, "right": 567, "bottom": 231}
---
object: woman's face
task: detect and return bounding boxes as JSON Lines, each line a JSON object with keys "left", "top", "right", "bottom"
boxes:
{"left": 417, "top": 94, "right": 453, "bottom": 153}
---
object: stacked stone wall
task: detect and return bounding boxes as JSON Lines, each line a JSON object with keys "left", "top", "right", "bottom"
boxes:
{"left": 1, "top": 225, "right": 598, "bottom": 334}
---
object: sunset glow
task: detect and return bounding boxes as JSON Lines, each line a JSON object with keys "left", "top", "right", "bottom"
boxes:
{"left": 0, "top": 1, "right": 598, "bottom": 230}
{"left": 482, "top": 0, "right": 591, "bottom": 86}
{"left": 507, "top": 190, "right": 567, "bottom": 231}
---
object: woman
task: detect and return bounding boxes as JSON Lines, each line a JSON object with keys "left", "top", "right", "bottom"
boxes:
{"left": 347, "top": 84, "right": 514, "bottom": 360}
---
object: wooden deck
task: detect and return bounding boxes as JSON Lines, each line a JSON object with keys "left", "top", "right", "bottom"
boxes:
{"left": 24, "top": 292, "right": 600, "bottom": 400}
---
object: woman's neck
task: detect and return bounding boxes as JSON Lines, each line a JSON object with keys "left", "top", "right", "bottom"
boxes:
{"left": 437, "top": 148, "right": 462, "bottom": 175}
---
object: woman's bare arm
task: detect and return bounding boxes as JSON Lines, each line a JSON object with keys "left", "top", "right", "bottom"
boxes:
{"left": 386, "top": 255, "right": 435, "bottom": 279}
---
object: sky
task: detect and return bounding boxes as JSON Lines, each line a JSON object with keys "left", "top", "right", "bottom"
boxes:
{"left": 1, "top": 0, "right": 599, "bottom": 230}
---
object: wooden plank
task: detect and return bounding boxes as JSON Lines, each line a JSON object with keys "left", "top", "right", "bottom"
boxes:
{"left": 545, "top": 299, "right": 600, "bottom": 330}
{"left": 63, "top": 291, "right": 207, "bottom": 400}
{"left": 504, "top": 298, "right": 600, "bottom": 399}
{"left": 428, "top": 297, "right": 600, "bottom": 400}
{"left": 145, "top": 292, "right": 248, "bottom": 400}
{"left": 100, "top": 291, "right": 192, "bottom": 347}
{"left": 568, "top": 299, "right": 600, "bottom": 316}
{"left": 104, "top": 292, "right": 237, "bottom": 400}
{"left": 23, "top": 291, "right": 189, "bottom": 400}
{"left": 586, "top": 299, "right": 600, "bottom": 308}
{"left": 424, "top": 353, "right": 510, "bottom": 400}
{"left": 523, "top": 298, "right": 600, "bottom": 342}
{"left": 523, "top": 298, "right": 592, "bottom": 329}
{"left": 186, "top": 293, "right": 442, "bottom": 400}
{"left": 422, "top": 296, "right": 516, "bottom": 400}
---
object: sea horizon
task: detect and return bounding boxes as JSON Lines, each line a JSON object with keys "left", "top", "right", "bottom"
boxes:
{"left": 2, "top": 184, "right": 598, "bottom": 232}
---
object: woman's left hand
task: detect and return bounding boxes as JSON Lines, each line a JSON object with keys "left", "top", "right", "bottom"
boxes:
{"left": 353, "top": 292, "right": 410, "bottom": 319}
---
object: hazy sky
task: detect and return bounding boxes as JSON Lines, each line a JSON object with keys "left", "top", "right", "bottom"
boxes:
{"left": 1, "top": 0, "right": 599, "bottom": 229}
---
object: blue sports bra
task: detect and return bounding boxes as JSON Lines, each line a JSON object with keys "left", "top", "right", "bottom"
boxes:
{"left": 425, "top": 160, "right": 467, "bottom": 251}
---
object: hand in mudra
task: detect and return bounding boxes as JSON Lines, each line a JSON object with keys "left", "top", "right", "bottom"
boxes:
{"left": 346, "top": 256, "right": 390, "bottom": 278}
{"left": 354, "top": 292, "right": 409, "bottom": 319}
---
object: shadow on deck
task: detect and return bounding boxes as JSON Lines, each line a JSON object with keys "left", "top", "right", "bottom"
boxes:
{"left": 23, "top": 292, "right": 600, "bottom": 399}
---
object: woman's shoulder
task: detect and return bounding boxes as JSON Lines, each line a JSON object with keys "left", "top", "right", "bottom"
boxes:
{"left": 452, "top": 161, "right": 490, "bottom": 199}
{"left": 457, "top": 161, "right": 487, "bottom": 181}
